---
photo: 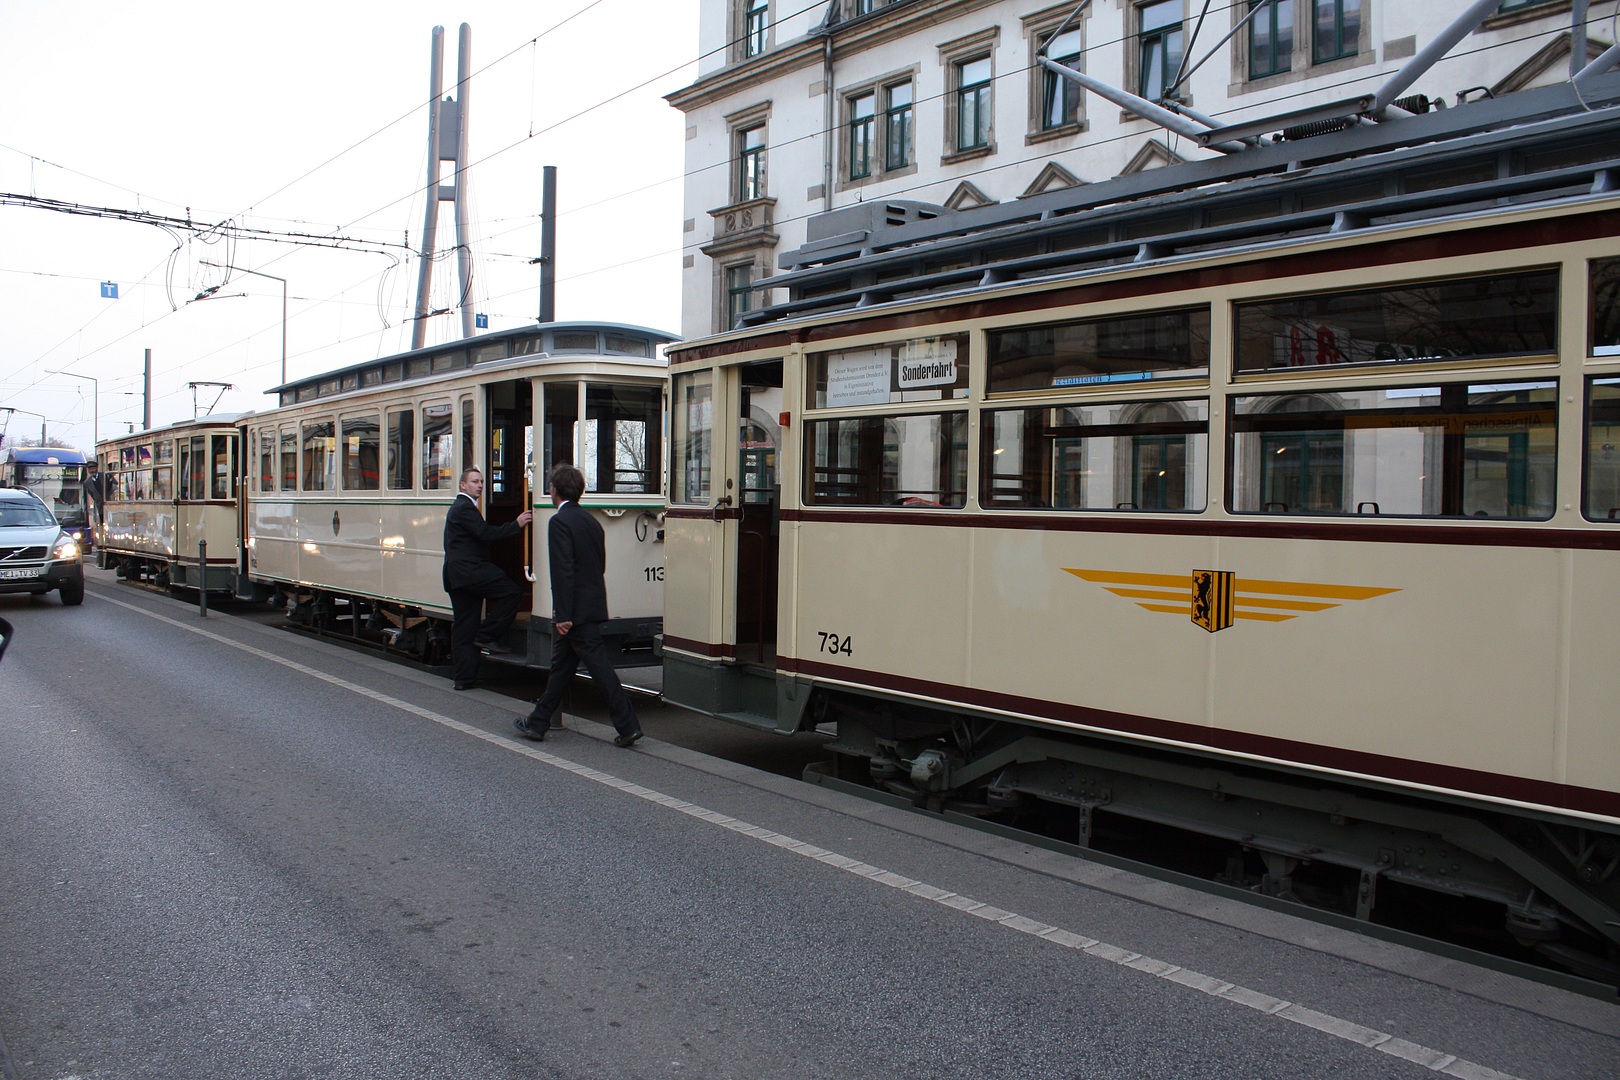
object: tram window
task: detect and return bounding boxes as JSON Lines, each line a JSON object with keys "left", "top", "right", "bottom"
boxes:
{"left": 1231, "top": 381, "right": 1557, "bottom": 518}
{"left": 806, "top": 411, "right": 968, "bottom": 507}
{"left": 584, "top": 383, "right": 661, "bottom": 493}
{"left": 433, "top": 351, "right": 465, "bottom": 374}
{"left": 341, "top": 415, "right": 380, "bottom": 491}
{"left": 1234, "top": 269, "right": 1559, "bottom": 373}
{"left": 152, "top": 466, "right": 172, "bottom": 501}
{"left": 1583, "top": 377, "right": 1620, "bottom": 520}
{"left": 983, "top": 398, "right": 1208, "bottom": 510}
{"left": 988, "top": 309, "right": 1210, "bottom": 393}
{"left": 605, "top": 333, "right": 651, "bottom": 358}
{"left": 387, "top": 410, "right": 414, "bottom": 490}
{"left": 672, "top": 372, "right": 713, "bottom": 504}
{"left": 555, "top": 332, "right": 598, "bottom": 351}
{"left": 301, "top": 421, "right": 336, "bottom": 492}
{"left": 155, "top": 440, "right": 172, "bottom": 464}
{"left": 472, "top": 342, "right": 506, "bottom": 364}
{"left": 184, "top": 437, "right": 207, "bottom": 500}
{"left": 1591, "top": 257, "right": 1620, "bottom": 356}
{"left": 211, "top": 434, "right": 232, "bottom": 500}
{"left": 461, "top": 399, "right": 475, "bottom": 474}
{"left": 258, "top": 430, "right": 275, "bottom": 492}
{"left": 408, "top": 358, "right": 431, "bottom": 380}
{"left": 421, "top": 404, "right": 454, "bottom": 490}
{"left": 280, "top": 428, "right": 298, "bottom": 491}
{"left": 133, "top": 467, "right": 151, "bottom": 501}
{"left": 542, "top": 382, "right": 580, "bottom": 480}
{"left": 809, "top": 334, "right": 969, "bottom": 408}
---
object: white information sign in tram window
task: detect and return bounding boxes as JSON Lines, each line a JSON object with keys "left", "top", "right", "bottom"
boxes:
{"left": 897, "top": 338, "right": 958, "bottom": 389}
{"left": 826, "top": 348, "right": 892, "bottom": 408}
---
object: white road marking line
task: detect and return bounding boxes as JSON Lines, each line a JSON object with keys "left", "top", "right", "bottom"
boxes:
{"left": 106, "top": 593, "right": 1528, "bottom": 1080}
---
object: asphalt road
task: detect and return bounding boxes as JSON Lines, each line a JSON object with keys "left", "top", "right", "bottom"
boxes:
{"left": 1, "top": 578, "right": 1616, "bottom": 1079}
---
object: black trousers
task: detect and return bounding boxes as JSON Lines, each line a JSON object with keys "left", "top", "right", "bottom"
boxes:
{"left": 527, "top": 621, "right": 639, "bottom": 737}
{"left": 448, "top": 571, "right": 522, "bottom": 684}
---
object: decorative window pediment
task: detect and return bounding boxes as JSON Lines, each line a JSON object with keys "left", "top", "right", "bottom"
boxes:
{"left": 1020, "top": 162, "right": 1084, "bottom": 199}
{"left": 943, "top": 181, "right": 995, "bottom": 210}
{"left": 1120, "top": 139, "right": 1185, "bottom": 176}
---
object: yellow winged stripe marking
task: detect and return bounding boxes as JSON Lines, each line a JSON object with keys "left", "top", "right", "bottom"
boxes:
{"left": 1065, "top": 568, "right": 1398, "bottom": 625}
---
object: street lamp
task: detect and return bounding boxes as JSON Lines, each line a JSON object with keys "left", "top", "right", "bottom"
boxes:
{"left": 199, "top": 260, "right": 287, "bottom": 386}
{"left": 46, "top": 369, "right": 98, "bottom": 450}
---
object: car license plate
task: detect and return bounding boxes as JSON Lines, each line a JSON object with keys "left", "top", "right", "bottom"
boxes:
{"left": 0, "top": 567, "right": 41, "bottom": 580}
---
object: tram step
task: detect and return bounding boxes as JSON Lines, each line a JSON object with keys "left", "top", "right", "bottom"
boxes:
{"left": 715, "top": 709, "right": 778, "bottom": 733}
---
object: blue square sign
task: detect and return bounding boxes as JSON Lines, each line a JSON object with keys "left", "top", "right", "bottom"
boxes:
{"left": 100, "top": 281, "right": 119, "bottom": 299}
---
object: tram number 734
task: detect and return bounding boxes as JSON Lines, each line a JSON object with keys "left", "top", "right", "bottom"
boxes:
{"left": 817, "top": 632, "right": 853, "bottom": 657}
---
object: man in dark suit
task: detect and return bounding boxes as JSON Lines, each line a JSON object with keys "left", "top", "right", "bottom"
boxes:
{"left": 443, "top": 467, "right": 532, "bottom": 690}
{"left": 515, "top": 463, "right": 643, "bottom": 747}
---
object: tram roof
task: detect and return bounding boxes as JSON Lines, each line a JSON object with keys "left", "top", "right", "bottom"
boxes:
{"left": 268, "top": 321, "right": 679, "bottom": 405}
{"left": 737, "top": 72, "right": 1620, "bottom": 331}
{"left": 94, "top": 413, "right": 255, "bottom": 451}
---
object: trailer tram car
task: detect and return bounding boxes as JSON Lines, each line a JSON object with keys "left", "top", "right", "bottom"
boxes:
{"left": 95, "top": 417, "right": 249, "bottom": 594}
{"left": 661, "top": 75, "right": 1620, "bottom": 981}
{"left": 242, "top": 322, "right": 674, "bottom": 671}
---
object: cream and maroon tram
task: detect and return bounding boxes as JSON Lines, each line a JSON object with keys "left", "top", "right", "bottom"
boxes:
{"left": 96, "top": 415, "right": 249, "bottom": 595}
{"left": 661, "top": 79, "right": 1620, "bottom": 979}
{"left": 243, "top": 322, "right": 673, "bottom": 668}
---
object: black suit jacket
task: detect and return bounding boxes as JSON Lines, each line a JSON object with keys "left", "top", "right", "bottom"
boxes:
{"left": 443, "top": 493, "right": 523, "bottom": 592}
{"left": 547, "top": 500, "right": 610, "bottom": 624}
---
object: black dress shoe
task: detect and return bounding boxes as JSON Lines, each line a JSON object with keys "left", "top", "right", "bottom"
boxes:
{"left": 612, "top": 730, "right": 643, "bottom": 748}
{"left": 513, "top": 717, "right": 547, "bottom": 741}
{"left": 476, "top": 640, "right": 513, "bottom": 655}
{"left": 453, "top": 680, "right": 479, "bottom": 691}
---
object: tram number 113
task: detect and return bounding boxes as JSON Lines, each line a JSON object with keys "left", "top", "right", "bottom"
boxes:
{"left": 644, "top": 566, "right": 665, "bottom": 582}
{"left": 817, "top": 631, "right": 853, "bottom": 657}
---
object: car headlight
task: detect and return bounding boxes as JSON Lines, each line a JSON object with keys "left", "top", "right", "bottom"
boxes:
{"left": 53, "top": 538, "right": 81, "bottom": 561}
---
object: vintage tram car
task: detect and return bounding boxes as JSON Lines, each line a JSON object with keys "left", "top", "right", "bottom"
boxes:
{"left": 241, "top": 321, "right": 673, "bottom": 669}
{"left": 96, "top": 416, "right": 249, "bottom": 594}
{"left": 658, "top": 75, "right": 1620, "bottom": 981}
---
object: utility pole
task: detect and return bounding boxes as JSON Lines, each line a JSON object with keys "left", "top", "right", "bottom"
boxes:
{"left": 538, "top": 165, "right": 557, "bottom": 324}
{"left": 143, "top": 348, "right": 152, "bottom": 430}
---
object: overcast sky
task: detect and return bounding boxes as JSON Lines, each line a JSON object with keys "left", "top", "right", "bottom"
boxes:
{"left": 0, "top": 1, "right": 699, "bottom": 451}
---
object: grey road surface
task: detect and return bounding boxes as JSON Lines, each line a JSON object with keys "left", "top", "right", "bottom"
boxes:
{"left": 0, "top": 580, "right": 1615, "bottom": 1080}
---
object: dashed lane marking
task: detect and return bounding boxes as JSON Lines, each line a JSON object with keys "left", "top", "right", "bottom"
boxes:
{"left": 105, "top": 592, "right": 1527, "bottom": 1080}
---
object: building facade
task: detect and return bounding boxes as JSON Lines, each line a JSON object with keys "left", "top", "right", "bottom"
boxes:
{"left": 667, "top": 0, "right": 1614, "bottom": 339}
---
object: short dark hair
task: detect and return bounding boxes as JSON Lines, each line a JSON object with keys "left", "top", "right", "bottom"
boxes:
{"left": 459, "top": 467, "right": 482, "bottom": 483}
{"left": 548, "top": 463, "right": 585, "bottom": 502}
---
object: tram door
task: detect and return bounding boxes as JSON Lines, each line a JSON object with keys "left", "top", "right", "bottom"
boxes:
{"left": 733, "top": 360, "right": 782, "bottom": 665}
{"left": 484, "top": 379, "right": 534, "bottom": 612}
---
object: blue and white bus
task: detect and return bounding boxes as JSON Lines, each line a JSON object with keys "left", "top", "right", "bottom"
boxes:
{"left": 0, "top": 446, "right": 92, "bottom": 551}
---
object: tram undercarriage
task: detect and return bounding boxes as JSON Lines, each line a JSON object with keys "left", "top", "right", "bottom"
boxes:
{"left": 272, "top": 584, "right": 660, "bottom": 671}
{"left": 804, "top": 689, "right": 1620, "bottom": 988}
